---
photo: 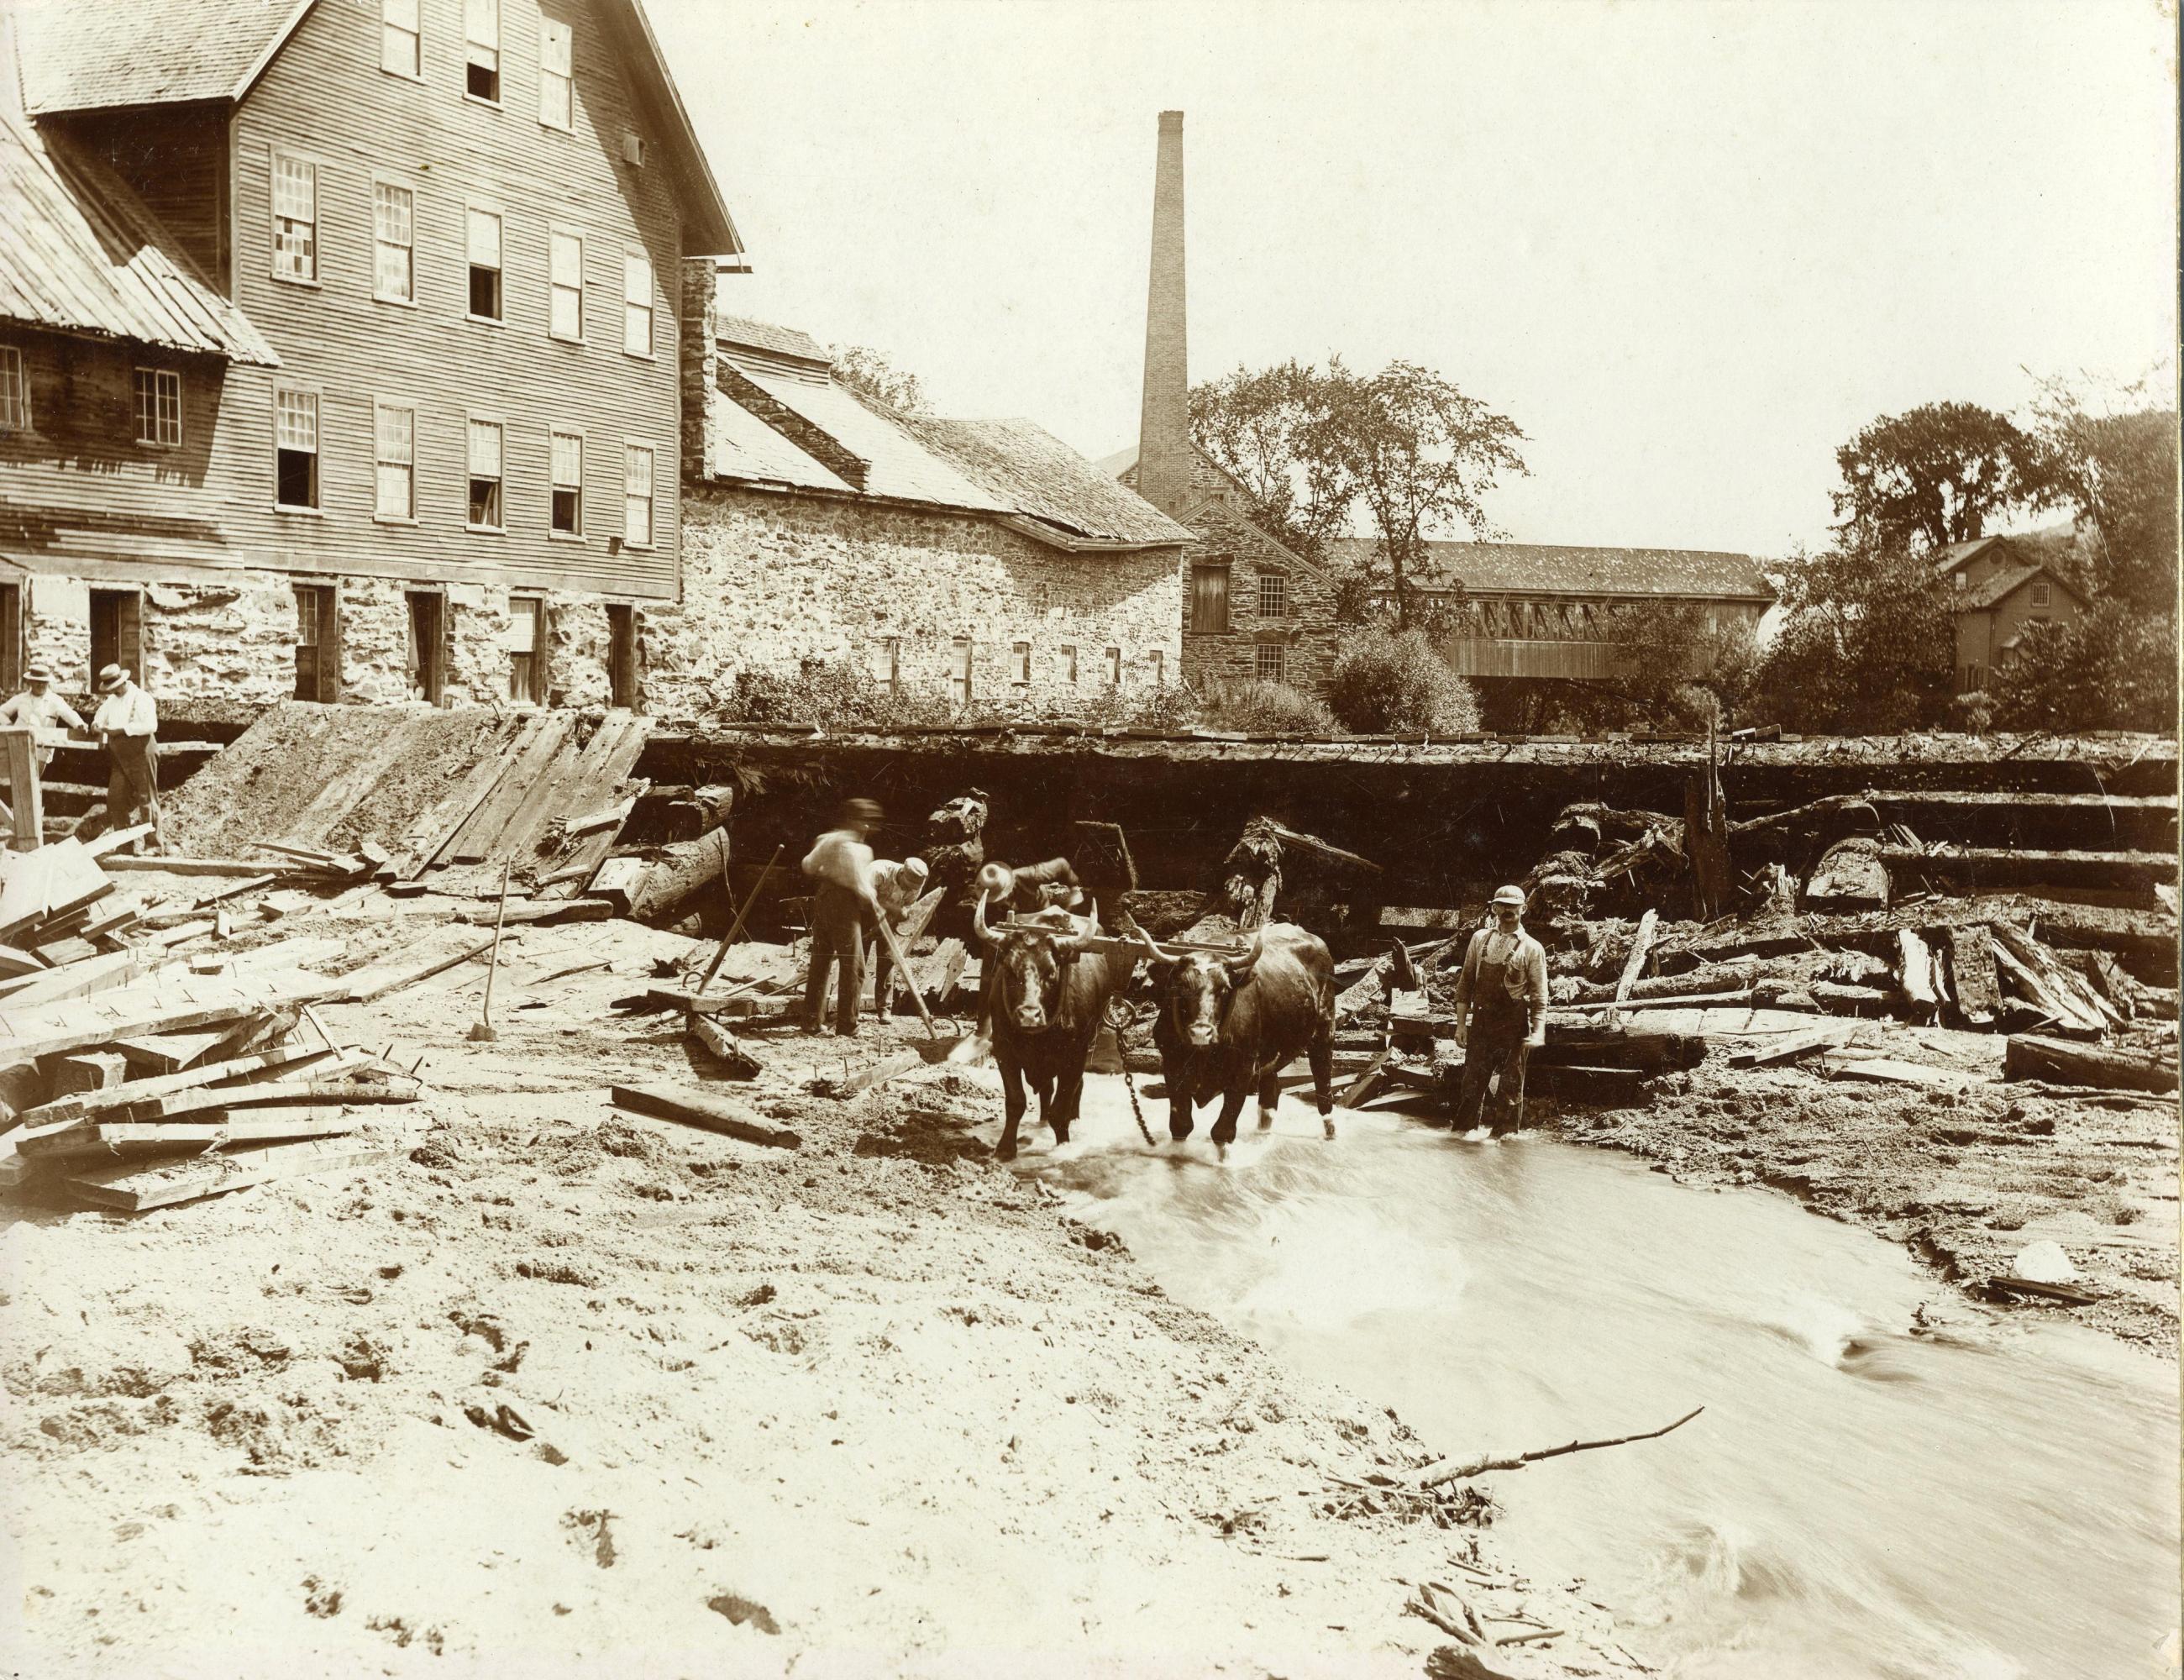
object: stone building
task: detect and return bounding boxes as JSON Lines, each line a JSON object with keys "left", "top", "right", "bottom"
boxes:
{"left": 663, "top": 284, "right": 1189, "bottom": 719}
{"left": 0, "top": 0, "right": 741, "bottom": 711}
{"left": 1936, "top": 534, "right": 2087, "bottom": 694}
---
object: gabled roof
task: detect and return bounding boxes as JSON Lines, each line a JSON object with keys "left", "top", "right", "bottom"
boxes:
{"left": 14, "top": 0, "right": 743, "bottom": 256}
{"left": 1961, "top": 561, "right": 2085, "bottom": 612}
{"left": 703, "top": 323, "right": 1188, "bottom": 552}
{"left": 1934, "top": 536, "right": 2007, "bottom": 576}
{"left": 0, "top": 108, "right": 279, "bottom": 365}
{"left": 1328, "top": 537, "right": 1776, "bottom": 603}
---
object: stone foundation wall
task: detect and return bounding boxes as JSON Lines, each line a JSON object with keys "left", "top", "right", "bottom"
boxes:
{"left": 649, "top": 483, "right": 1184, "bottom": 722}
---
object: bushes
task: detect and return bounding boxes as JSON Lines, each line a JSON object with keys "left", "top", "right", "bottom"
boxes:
{"left": 706, "top": 657, "right": 1209, "bottom": 732}
{"left": 1198, "top": 679, "right": 1339, "bottom": 735}
{"left": 1986, "top": 603, "right": 2177, "bottom": 732}
{"left": 1324, "top": 628, "right": 1480, "bottom": 735}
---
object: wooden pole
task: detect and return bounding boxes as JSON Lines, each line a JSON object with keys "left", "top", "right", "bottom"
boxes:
{"left": 873, "top": 911, "right": 941, "bottom": 1041}
{"left": 2, "top": 727, "right": 42, "bottom": 852}
{"left": 694, "top": 845, "right": 781, "bottom": 999}
{"left": 468, "top": 860, "right": 512, "bottom": 1042}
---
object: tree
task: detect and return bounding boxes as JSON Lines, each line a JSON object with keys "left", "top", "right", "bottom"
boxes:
{"left": 1985, "top": 601, "right": 2177, "bottom": 733}
{"left": 1830, "top": 402, "right": 2042, "bottom": 554}
{"left": 830, "top": 344, "right": 931, "bottom": 415}
{"left": 1751, "top": 542, "right": 1956, "bottom": 732}
{"left": 1314, "top": 360, "right": 1528, "bottom": 630}
{"left": 1324, "top": 628, "right": 1481, "bottom": 735}
{"left": 2024, "top": 377, "right": 2179, "bottom": 617}
{"left": 1189, "top": 362, "right": 1352, "bottom": 560}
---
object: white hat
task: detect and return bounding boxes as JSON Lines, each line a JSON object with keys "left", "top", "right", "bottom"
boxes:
{"left": 1491, "top": 885, "right": 1526, "bottom": 909}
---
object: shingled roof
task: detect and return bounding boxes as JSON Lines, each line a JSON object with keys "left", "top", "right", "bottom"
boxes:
{"left": 1328, "top": 538, "right": 1774, "bottom": 603}
{"left": 1961, "top": 561, "right": 2083, "bottom": 612}
{"left": 908, "top": 417, "right": 1196, "bottom": 549}
{"left": 0, "top": 108, "right": 279, "bottom": 364}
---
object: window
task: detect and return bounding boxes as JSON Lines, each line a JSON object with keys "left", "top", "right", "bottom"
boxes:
{"left": 1255, "top": 643, "right": 1289, "bottom": 683}
{"left": 949, "top": 638, "right": 973, "bottom": 705}
{"left": 1059, "top": 644, "right": 1078, "bottom": 685}
{"left": 507, "top": 596, "right": 546, "bottom": 704}
{"left": 622, "top": 249, "right": 654, "bottom": 356}
{"left": 0, "top": 345, "right": 28, "bottom": 431}
{"left": 550, "top": 430, "right": 583, "bottom": 535}
{"left": 1011, "top": 641, "right": 1031, "bottom": 685}
{"left": 1952, "top": 570, "right": 1967, "bottom": 590}
{"left": 539, "top": 16, "right": 572, "bottom": 129}
{"left": 293, "top": 585, "right": 339, "bottom": 701}
{"left": 549, "top": 228, "right": 584, "bottom": 339}
{"left": 407, "top": 591, "right": 446, "bottom": 704}
{"left": 465, "top": 0, "right": 500, "bottom": 100}
{"left": 271, "top": 154, "right": 317, "bottom": 282}
{"left": 381, "top": 0, "right": 420, "bottom": 76}
{"left": 1963, "top": 663, "right": 1985, "bottom": 693}
{"left": 133, "top": 369, "right": 181, "bottom": 446}
{"left": 1103, "top": 646, "right": 1121, "bottom": 689}
{"left": 467, "top": 208, "right": 503, "bottom": 320}
{"left": 374, "top": 402, "right": 414, "bottom": 520}
{"left": 868, "top": 638, "right": 899, "bottom": 696}
{"left": 2029, "top": 580, "right": 2052, "bottom": 609}
{"left": 275, "top": 388, "right": 319, "bottom": 509}
{"left": 466, "top": 418, "right": 503, "bottom": 528}
{"left": 606, "top": 604, "right": 638, "bottom": 709}
{"left": 1257, "top": 571, "right": 1289, "bottom": 619}
{"left": 1149, "top": 649, "right": 1165, "bottom": 688}
{"left": 622, "top": 444, "right": 654, "bottom": 547}
{"left": 373, "top": 182, "right": 414, "bottom": 302}
{"left": 1190, "top": 564, "right": 1229, "bottom": 633}
{"left": 90, "top": 590, "right": 142, "bottom": 682}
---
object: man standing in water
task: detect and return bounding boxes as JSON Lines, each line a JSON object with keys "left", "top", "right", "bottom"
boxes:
{"left": 801, "top": 797, "right": 885, "bottom": 1037}
{"left": 1449, "top": 884, "right": 1548, "bottom": 1133}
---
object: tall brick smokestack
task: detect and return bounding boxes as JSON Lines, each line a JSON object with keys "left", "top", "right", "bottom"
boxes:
{"left": 1136, "top": 110, "right": 1189, "bottom": 517}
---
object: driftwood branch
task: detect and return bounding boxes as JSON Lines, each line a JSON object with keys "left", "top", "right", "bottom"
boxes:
{"left": 1412, "top": 1404, "right": 1704, "bottom": 1489}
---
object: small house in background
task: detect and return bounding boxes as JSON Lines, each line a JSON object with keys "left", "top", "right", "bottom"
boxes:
{"left": 667, "top": 281, "right": 1189, "bottom": 718}
{"left": 1936, "top": 534, "right": 2088, "bottom": 693}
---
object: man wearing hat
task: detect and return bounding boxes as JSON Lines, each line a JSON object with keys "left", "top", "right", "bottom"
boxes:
{"left": 867, "top": 853, "right": 931, "bottom": 1015}
{"left": 1449, "top": 884, "right": 1549, "bottom": 1133}
{"left": 800, "top": 797, "right": 885, "bottom": 1036}
{"left": 89, "top": 664, "right": 164, "bottom": 854}
{"left": 0, "top": 660, "right": 87, "bottom": 768}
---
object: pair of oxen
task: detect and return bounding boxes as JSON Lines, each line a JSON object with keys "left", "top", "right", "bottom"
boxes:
{"left": 969, "top": 893, "right": 1338, "bottom": 1162}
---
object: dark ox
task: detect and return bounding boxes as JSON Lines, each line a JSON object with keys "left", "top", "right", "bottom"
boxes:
{"left": 1137, "top": 922, "right": 1337, "bottom": 1151}
{"left": 974, "top": 895, "right": 1136, "bottom": 1162}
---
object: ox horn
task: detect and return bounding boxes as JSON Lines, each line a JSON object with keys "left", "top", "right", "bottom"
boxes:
{"left": 1055, "top": 901, "right": 1102, "bottom": 954}
{"left": 1225, "top": 931, "right": 1264, "bottom": 978}
{"left": 1133, "top": 927, "right": 1186, "bottom": 965}
{"left": 972, "top": 890, "right": 1000, "bottom": 948}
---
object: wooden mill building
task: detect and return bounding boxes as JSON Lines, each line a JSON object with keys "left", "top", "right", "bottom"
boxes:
{"left": 0, "top": 0, "right": 741, "bottom": 711}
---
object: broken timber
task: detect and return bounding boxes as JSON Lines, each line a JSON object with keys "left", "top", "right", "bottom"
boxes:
{"left": 2003, "top": 1034, "right": 2178, "bottom": 1095}
{"left": 611, "top": 1084, "right": 802, "bottom": 1149}
{"left": 64, "top": 1137, "right": 390, "bottom": 1211}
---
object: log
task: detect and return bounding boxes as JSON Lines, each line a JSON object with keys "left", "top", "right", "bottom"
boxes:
{"left": 1881, "top": 846, "right": 2176, "bottom": 893}
{"left": 1608, "top": 907, "right": 1658, "bottom": 1024}
{"left": 1809, "top": 981, "right": 1894, "bottom": 1016}
{"left": 2003, "top": 1033, "right": 2177, "bottom": 1094}
{"left": 1943, "top": 924, "right": 2001, "bottom": 1027}
{"left": 628, "top": 827, "right": 732, "bottom": 927}
{"left": 97, "top": 856, "right": 303, "bottom": 876}
{"left": 1990, "top": 921, "right": 2114, "bottom": 1035}
{"left": 585, "top": 853, "right": 651, "bottom": 915}
{"left": 687, "top": 1014, "right": 761, "bottom": 1079}
{"left": 63, "top": 1137, "right": 390, "bottom": 1210}
{"left": 1895, "top": 927, "right": 1945, "bottom": 1016}
{"left": 611, "top": 1083, "right": 801, "bottom": 1149}
{"left": 1578, "top": 957, "right": 1751, "bottom": 1005}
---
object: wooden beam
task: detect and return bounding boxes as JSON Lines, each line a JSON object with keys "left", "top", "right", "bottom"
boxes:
{"left": 24, "top": 1106, "right": 358, "bottom": 1157}
{"left": 14, "top": 1045, "right": 355, "bottom": 1130}
{"left": 0, "top": 969, "right": 348, "bottom": 1063}
{"left": 63, "top": 1137, "right": 390, "bottom": 1210}
{"left": 3, "top": 727, "right": 44, "bottom": 851}
{"left": 1608, "top": 907, "right": 1658, "bottom": 1027}
{"left": 611, "top": 1083, "right": 802, "bottom": 1149}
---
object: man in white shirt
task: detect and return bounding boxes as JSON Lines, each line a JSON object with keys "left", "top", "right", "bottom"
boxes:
{"left": 1449, "top": 884, "right": 1549, "bottom": 1132}
{"left": 0, "top": 661, "right": 86, "bottom": 769}
{"left": 89, "top": 664, "right": 164, "bottom": 854}
{"left": 801, "top": 798, "right": 884, "bottom": 1036}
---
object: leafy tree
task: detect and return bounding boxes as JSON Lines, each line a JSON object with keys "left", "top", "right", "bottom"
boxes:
{"left": 1324, "top": 628, "right": 1481, "bottom": 734}
{"left": 1830, "top": 402, "right": 2042, "bottom": 554}
{"left": 830, "top": 344, "right": 931, "bottom": 415}
{"left": 2024, "top": 377, "right": 2179, "bottom": 617}
{"left": 1985, "top": 601, "right": 2177, "bottom": 732}
{"left": 1751, "top": 543, "right": 1955, "bottom": 732}
{"left": 1189, "top": 362, "right": 1352, "bottom": 560}
{"left": 1614, "top": 601, "right": 1764, "bottom": 725}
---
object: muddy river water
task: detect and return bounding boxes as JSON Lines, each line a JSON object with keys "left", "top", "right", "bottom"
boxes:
{"left": 1025, "top": 1079, "right": 2180, "bottom": 1679}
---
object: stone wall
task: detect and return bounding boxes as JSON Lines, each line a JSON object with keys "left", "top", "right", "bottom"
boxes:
{"left": 651, "top": 482, "right": 1184, "bottom": 722}
{"left": 1174, "top": 495, "right": 1344, "bottom": 692}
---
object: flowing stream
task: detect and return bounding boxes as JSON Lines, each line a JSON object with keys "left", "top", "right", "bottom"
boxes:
{"left": 1023, "top": 1078, "right": 2180, "bottom": 1679}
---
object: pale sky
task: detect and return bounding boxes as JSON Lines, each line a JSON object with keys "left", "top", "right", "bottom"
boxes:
{"left": 648, "top": 0, "right": 2177, "bottom": 559}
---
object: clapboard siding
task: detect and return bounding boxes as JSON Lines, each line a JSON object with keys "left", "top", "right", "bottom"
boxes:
{"left": 46, "top": 105, "right": 233, "bottom": 291}
{"left": 222, "top": 0, "right": 685, "bottom": 600}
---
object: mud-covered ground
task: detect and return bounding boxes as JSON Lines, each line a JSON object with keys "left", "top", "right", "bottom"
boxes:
{"left": 1546, "top": 1020, "right": 2180, "bottom": 1355}
{"left": 2, "top": 900, "right": 1646, "bottom": 1680}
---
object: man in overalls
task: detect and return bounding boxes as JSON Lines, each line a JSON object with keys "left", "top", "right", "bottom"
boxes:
{"left": 801, "top": 798, "right": 885, "bottom": 1037}
{"left": 1449, "top": 884, "right": 1549, "bottom": 1132}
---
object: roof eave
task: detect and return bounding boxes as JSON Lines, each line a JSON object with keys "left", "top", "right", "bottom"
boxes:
{"left": 607, "top": 0, "right": 743, "bottom": 258}
{"left": 226, "top": 0, "right": 318, "bottom": 105}
{"left": 995, "top": 513, "right": 1187, "bottom": 554}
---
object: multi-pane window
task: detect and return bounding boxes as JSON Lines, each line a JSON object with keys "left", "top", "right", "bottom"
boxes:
{"left": 467, "top": 417, "right": 503, "bottom": 528}
{"left": 372, "top": 182, "right": 414, "bottom": 302}
{"left": 381, "top": 0, "right": 420, "bottom": 76}
{"left": 622, "top": 444, "right": 654, "bottom": 547}
{"left": 2029, "top": 580, "right": 2052, "bottom": 609}
{"left": 867, "top": 638, "right": 899, "bottom": 696}
{"left": 467, "top": 209, "right": 503, "bottom": 319}
{"left": 0, "top": 345, "right": 26, "bottom": 431}
{"left": 133, "top": 369, "right": 181, "bottom": 446}
{"left": 550, "top": 430, "right": 583, "bottom": 535}
{"left": 1257, "top": 571, "right": 1289, "bottom": 619}
{"left": 507, "top": 597, "right": 545, "bottom": 704}
{"left": 539, "top": 17, "right": 573, "bottom": 129}
{"left": 1011, "top": 641, "right": 1031, "bottom": 685}
{"left": 275, "top": 389, "right": 319, "bottom": 508}
{"left": 622, "top": 250, "right": 654, "bottom": 356}
{"left": 1103, "top": 646, "right": 1121, "bottom": 689}
{"left": 1255, "top": 643, "right": 1289, "bottom": 683}
{"left": 374, "top": 402, "right": 414, "bottom": 520}
{"left": 272, "top": 155, "right": 318, "bottom": 281}
{"left": 465, "top": 0, "right": 500, "bottom": 100}
{"left": 549, "top": 229, "right": 584, "bottom": 339}
{"left": 949, "top": 638, "right": 974, "bottom": 705}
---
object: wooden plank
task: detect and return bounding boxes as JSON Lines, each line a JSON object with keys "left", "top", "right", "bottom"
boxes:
{"left": 447, "top": 713, "right": 579, "bottom": 864}
{"left": 63, "top": 1137, "right": 390, "bottom": 1211}
{"left": 539, "top": 718, "right": 653, "bottom": 888}
{"left": 394, "top": 717, "right": 531, "bottom": 879}
{"left": 3, "top": 727, "right": 43, "bottom": 851}
{"left": 341, "top": 930, "right": 517, "bottom": 1003}
{"left": 2003, "top": 1033, "right": 2178, "bottom": 1094}
{"left": 279, "top": 712, "right": 433, "bottom": 848}
{"left": 0, "top": 943, "right": 44, "bottom": 978}
{"left": 1609, "top": 908, "right": 1659, "bottom": 1026}
{"left": 1728, "top": 1026, "right": 1850, "bottom": 1068}
{"left": 106, "top": 1074, "right": 418, "bottom": 1125}
{"left": 97, "top": 856, "right": 302, "bottom": 877}
{"left": 109, "top": 1021, "right": 248, "bottom": 1075}
{"left": 24, "top": 1107, "right": 358, "bottom": 1157}
{"left": 0, "top": 950, "right": 153, "bottom": 1008}
{"left": 611, "top": 1083, "right": 802, "bottom": 1150}
{"left": 15, "top": 1045, "right": 355, "bottom": 1129}
{"left": 497, "top": 714, "right": 624, "bottom": 862}
{"left": 0, "top": 969, "right": 348, "bottom": 1063}
{"left": 0, "top": 837, "right": 110, "bottom": 942}
{"left": 1879, "top": 847, "right": 2176, "bottom": 891}
{"left": 1822, "top": 1055, "right": 1973, "bottom": 1089}
{"left": 81, "top": 824, "right": 154, "bottom": 859}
